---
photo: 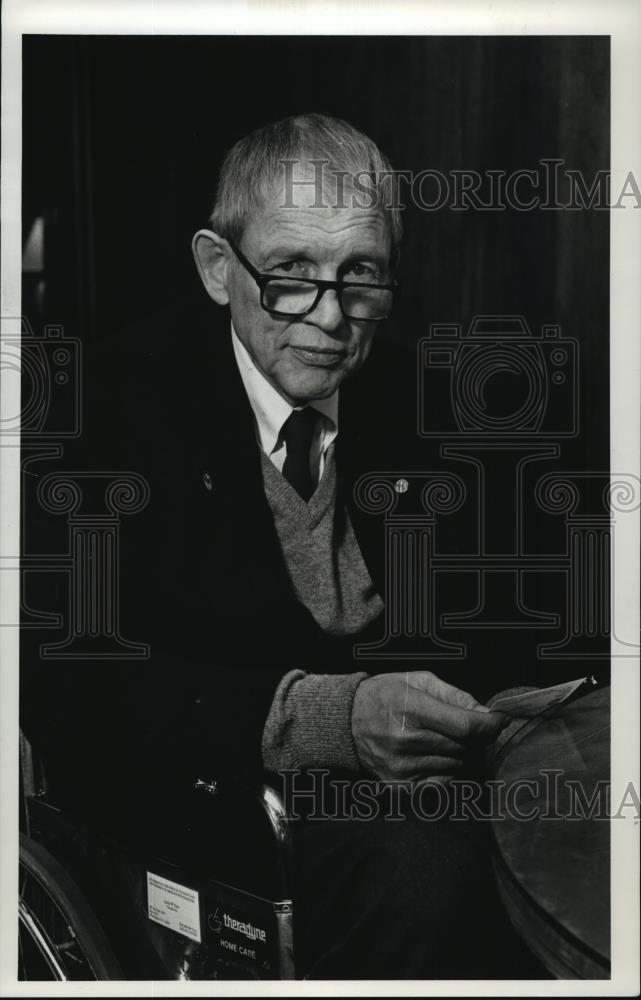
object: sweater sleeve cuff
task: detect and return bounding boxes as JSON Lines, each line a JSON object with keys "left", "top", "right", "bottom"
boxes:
{"left": 262, "top": 670, "right": 369, "bottom": 774}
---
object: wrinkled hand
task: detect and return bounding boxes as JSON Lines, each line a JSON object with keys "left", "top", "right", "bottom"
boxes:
{"left": 351, "top": 671, "right": 507, "bottom": 782}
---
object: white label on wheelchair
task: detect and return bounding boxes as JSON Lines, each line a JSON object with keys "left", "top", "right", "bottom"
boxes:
{"left": 147, "top": 871, "right": 201, "bottom": 943}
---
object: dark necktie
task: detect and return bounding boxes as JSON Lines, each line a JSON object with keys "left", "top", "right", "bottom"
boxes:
{"left": 281, "top": 407, "right": 317, "bottom": 501}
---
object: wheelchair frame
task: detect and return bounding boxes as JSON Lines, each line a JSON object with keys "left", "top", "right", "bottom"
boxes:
{"left": 18, "top": 731, "right": 295, "bottom": 981}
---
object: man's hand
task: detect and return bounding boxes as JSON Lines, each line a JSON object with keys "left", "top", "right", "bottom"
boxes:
{"left": 351, "top": 671, "right": 506, "bottom": 781}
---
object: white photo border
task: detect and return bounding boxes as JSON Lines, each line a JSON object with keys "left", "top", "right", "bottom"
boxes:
{"left": 1, "top": 1, "right": 639, "bottom": 996}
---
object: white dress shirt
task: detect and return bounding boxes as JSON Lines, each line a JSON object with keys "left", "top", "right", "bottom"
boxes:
{"left": 231, "top": 324, "right": 339, "bottom": 487}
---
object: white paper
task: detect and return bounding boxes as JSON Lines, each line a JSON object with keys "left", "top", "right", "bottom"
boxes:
{"left": 491, "top": 677, "right": 593, "bottom": 718}
{"left": 147, "top": 872, "right": 201, "bottom": 944}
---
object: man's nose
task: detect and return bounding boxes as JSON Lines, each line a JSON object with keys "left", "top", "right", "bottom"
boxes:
{"left": 303, "top": 287, "right": 344, "bottom": 331}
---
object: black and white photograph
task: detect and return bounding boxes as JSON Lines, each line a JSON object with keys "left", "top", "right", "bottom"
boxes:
{"left": 1, "top": 0, "right": 639, "bottom": 993}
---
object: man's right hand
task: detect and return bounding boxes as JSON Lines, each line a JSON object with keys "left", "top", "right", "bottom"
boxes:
{"left": 351, "top": 671, "right": 507, "bottom": 782}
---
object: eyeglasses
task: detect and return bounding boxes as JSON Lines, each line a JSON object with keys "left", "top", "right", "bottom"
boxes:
{"left": 227, "top": 239, "right": 397, "bottom": 322}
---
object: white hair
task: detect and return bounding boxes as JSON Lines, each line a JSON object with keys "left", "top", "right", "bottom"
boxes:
{"left": 209, "top": 113, "right": 402, "bottom": 269}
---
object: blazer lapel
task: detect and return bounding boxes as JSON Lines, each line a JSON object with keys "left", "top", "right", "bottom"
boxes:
{"left": 186, "top": 319, "right": 299, "bottom": 616}
{"left": 334, "top": 381, "right": 387, "bottom": 599}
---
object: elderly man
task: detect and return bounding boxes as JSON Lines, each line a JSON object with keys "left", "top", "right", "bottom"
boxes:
{"left": 190, "top": 114, "right": 505, "bottom": 787}
{"left": 184, "top": 113, "right": 522, "bottom": 978}
{"left": 23, "top": 113, "right": 533, "bottom": 979}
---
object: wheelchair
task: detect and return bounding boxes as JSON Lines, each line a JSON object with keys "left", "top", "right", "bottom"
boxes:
{"left": 18, "top": 729, "right": 295, "bottom": 981}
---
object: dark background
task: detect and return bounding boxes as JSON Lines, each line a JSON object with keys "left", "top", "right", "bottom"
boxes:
{"left": 21, "top": 35, "right": 610, "bottom": 689}
{"left": 22, "top": 34, "right": 609, "bottom": 442}
{"left": 22, "top": 34, "right": 609, "bottom": 339}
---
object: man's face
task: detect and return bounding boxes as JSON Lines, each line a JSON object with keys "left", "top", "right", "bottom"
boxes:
{"left": 225, "top": 189, "right": 392, "bottom": 406}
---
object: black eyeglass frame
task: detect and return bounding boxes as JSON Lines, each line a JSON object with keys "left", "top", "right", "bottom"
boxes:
{"left": 226, "top": 238, "right": 398, "bottom": 322}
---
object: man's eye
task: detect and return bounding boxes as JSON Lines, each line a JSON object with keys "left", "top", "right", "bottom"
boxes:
{"left": 274, "top": 260, "right": 308, "bottom": 276}
{"left": 346, "top": 263, "right": 378, "bottom": 282}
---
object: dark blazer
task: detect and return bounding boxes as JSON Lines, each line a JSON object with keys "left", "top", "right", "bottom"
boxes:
{"left": 21, "top": 299, "right": 411, "bottom": 824}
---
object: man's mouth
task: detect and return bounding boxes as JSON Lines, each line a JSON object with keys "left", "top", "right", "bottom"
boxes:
{"left": 290, "top": 345, "right": 346, "bottom": 368}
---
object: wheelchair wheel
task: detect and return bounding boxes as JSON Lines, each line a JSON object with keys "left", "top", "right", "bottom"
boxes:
{"left": 18, "top": 834, "right": 122, "bottom": 980}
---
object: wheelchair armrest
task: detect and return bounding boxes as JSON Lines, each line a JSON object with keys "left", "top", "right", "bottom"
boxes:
{"left": 259, "top": 783, "right": 292, "bottom": 850}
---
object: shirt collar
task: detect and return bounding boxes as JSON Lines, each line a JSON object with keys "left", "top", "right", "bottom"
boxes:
{"left": 231, "top": 323, "right": 339, "bottom": 456}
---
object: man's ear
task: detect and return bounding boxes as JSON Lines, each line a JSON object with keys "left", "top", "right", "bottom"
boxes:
{"left": 191, "top": 229, "right": 231, "bottom": 305}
